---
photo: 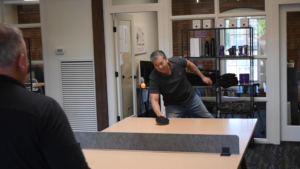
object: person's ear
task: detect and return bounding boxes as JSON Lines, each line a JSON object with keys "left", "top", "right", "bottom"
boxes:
{"left": 17, "top": 54, "right": 27, "bottom": 72}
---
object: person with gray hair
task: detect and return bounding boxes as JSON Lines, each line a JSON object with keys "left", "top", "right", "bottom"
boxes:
{"left": 149, "top": 50, "right": 213, "bottom": 118}
{"left": 0, "top": 23, "right": 90, "bottom": 168}
{"left": 150, "top": 50, "right": 168, "bottom": 61}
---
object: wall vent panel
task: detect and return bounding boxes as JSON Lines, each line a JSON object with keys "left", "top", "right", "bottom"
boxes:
{"left": 61, "top": 61, "right": 97, "bottom": 132}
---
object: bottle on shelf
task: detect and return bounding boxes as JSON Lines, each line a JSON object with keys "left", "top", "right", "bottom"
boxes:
{"left": 238, "top": 46, "right": 243, "bottom": 56}
{"left": 243, "top": 45, "right": 249, "bottom": 56}
{"left": 211, "top": 38, "right": 215, "bottom": 57}
{"left": 219, "top": 45, "right": 225, "bottom": 56}
{"left": 232, "top": 46, "right": 237, "bottom": 56}
{"left": 205, "top": 38, "right": 209, "bottom": 57}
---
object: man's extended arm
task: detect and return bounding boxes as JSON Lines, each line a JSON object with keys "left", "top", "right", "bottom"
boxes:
{"left": 186, "top": 59, "right": 212, "bottom": 85}
{"left": 150, "top": 93, "right": 166, "bottom": 117}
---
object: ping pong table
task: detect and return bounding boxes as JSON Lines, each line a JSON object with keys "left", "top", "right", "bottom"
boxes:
{"left": 78, "top": 117, "right": 257, "bottom": 169}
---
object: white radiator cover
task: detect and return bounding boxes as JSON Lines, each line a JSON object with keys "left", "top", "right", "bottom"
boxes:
{"left": 60, "top": 61, "right": 97, "bottom": 132}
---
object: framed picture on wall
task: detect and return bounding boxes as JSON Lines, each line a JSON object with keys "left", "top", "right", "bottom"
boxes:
{"left": 134, "top": 26, "right": 147, "bottom": 55}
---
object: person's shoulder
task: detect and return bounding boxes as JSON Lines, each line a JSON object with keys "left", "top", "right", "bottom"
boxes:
{"left": 12, "top": 86, "right": 56, "bottom": 107}
{"left": 23, "top": 91, "right": 62, "bottom": 117}
{"left": 169, "top": 57, "right": 187, "bottom": 67}
{"left": 169, "top": 56, "right": 187, "bottom": 64}
{"left": 27, "top": 91, "right": 56, "bottom": 103}
{"left": 169, "top": 56, "right": 185, "bottom": 62}
{"left": 149, "top": 68, "right": 158, "bottom": 79}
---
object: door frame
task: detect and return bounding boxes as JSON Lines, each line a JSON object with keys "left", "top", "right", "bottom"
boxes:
{"left": 270, "top": 0, "right": 300, "bottom": 143}
{"left": 103, "top": 1, "right": 168, "bottom": 126}
{"left": 279, "top": 3, "right": 300, "bottom": 141}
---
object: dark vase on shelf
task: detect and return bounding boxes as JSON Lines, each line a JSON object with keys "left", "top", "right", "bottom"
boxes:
{"left": 205, "top": 38, "right": 209, "bottom": 57}
{"left": 211, "top": 38, "right": 215, "bottom": 57}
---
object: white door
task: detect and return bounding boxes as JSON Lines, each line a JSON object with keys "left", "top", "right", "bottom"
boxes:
{"left": 114, "top": 14, "right": 137, "bottom": 120}
{"left": 280, "top": 4, "right": 300, "bottom": 141}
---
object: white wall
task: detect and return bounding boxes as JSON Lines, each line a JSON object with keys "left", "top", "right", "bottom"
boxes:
{"left": 40, "top": 0, "right": 94, "bottom": 105}
{"left": 117, "top": 12, "right": 158, "bottom": 83}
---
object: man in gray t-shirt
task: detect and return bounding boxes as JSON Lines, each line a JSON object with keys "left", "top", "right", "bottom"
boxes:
{"left": 149, "top": 50, "right": 213, "bottom": 118}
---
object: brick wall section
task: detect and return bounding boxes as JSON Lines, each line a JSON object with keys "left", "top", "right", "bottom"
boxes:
{"left": 172, "top": 0, "right": 214, "bottom": 15}
{"left": 287, "top": 12, "right": 300, "bottom": 70}
{"left": 172, "top": 20, "right": 215, "bottom": 70}
{"left": 17, "top": 5, "right": 42, "bottom": 61}
{"left": 219, "top": 0, "right": 265, "bottom": 12}
{"left": 17, "top": 5, "right": 40, "bottom": 24}
{"left": 22, "top": 28, "right": 43, "bottom": 61}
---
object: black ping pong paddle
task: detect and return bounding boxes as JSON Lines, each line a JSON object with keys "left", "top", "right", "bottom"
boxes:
{"left": 156, "top": 117, "right": 169, "bottom": 125}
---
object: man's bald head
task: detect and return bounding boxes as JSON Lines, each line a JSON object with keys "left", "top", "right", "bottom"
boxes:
{"left": 0, "top": 23, "right": 26, "bottom": 68}
{"left": 0, "top": 24, "right": 28, "bottom": 83}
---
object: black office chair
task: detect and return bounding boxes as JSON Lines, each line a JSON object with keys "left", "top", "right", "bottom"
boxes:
{"left": 237, "top": 84, "right": 265, "bottom": 135}
{"left": 219, "top": 88, "right": 235, "bottom": 118}
{"left": 251, "top": 83, "right": 265, "bottom": 135}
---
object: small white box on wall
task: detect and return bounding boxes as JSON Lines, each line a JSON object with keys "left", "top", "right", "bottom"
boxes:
{"left": 56, "top": 48, "right": 64, "bottom": 55}
{"left": 240, "top": 18, "right": 249, "bottom": 27}
{"left": 216, "top": 19, "right": 225, "bottom": 28}
{"left": 203, "top": 20, "right": 213, "bottom": 29}
{"left": 229, "top": 19, "right": 237, "bottom": 27}
{"left": 192, "top": 20, "right": 201, "bottom": 29}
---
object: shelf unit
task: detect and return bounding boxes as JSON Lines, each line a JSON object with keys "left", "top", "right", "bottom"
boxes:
{"left": 181, "top": 27, "right": 256, "bottom": 118}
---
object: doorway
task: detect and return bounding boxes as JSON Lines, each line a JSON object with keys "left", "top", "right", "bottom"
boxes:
{"left": 114, "top": 15, "right": 136, "bottom": 120}
{"left": 113, "top": 12, "right": 159, "bottom": 121}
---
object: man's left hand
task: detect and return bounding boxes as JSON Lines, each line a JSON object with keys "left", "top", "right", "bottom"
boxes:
{"left": 202, "top": 76, "right": 212, "bottom": 86}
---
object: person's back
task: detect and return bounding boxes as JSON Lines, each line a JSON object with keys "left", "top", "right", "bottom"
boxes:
{"left": 0, "top": 23, "right": 89, "bottom": 169}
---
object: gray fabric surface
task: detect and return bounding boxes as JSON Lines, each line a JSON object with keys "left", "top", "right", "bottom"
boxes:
{"left": 74, "top": 132, "right": 240, "bottom": 154}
